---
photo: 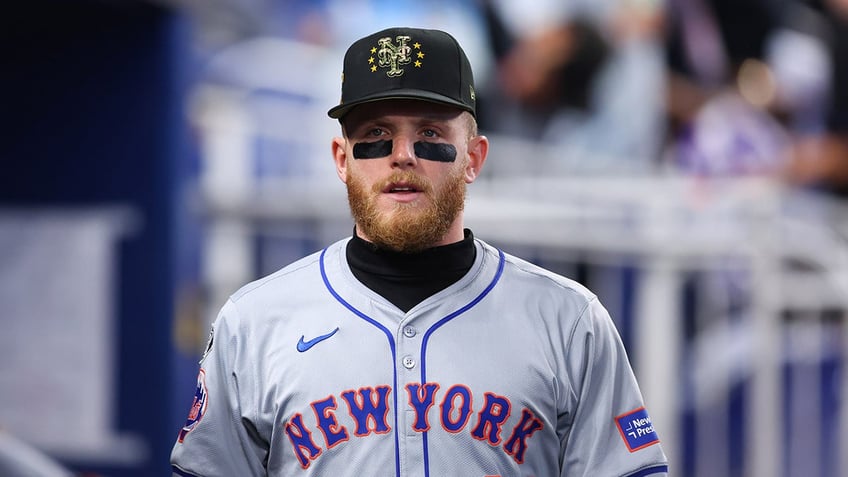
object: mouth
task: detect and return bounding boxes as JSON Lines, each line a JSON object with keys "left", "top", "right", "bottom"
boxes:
{"left": 384, "top": 182, "right": 423, "bottom": 194}
{"left": 380, "top": 180, "right": 428, "bottom": 204}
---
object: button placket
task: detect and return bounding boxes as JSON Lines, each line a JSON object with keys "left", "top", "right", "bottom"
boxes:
{"left": 398, "top": 321, "right": 419, "bottom": 371}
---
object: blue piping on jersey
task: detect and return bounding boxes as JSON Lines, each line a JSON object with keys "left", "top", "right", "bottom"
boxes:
{"left": 626, "top": 464, "right": 669, "bottom": 476}
{"left": 320, "top": 247, "right": 402, "bottom": 477}
{"left": 419, "top": 249, "right": 505, "bottom": 477}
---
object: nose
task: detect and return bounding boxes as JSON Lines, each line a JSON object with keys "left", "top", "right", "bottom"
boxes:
{"left": 391, "top": 135, "right": 417, "bottom": 169}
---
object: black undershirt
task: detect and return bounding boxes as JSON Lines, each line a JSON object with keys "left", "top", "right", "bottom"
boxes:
{"left": 346, "top": 229, "right": 476, "bottom": 312}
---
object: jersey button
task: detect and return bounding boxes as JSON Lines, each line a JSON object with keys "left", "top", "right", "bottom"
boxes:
{"left": 402, "top": 355, "right": 416, "bottom": 369}
{"left": 403, "top": 326, "right": 416, "bottom": 338}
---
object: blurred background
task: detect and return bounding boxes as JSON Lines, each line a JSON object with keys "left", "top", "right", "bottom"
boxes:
{"left": 2, "top": 0, "right": 847, "bottom": 475}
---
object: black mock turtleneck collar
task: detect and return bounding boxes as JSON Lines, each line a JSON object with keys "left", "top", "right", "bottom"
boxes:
{"left": 346, "top": 229, "right": 476, "bottom": 312}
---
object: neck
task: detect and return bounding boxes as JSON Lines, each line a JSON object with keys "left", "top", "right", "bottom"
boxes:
{"left": 346, "top": 229, "right": 476, "bottom": 312}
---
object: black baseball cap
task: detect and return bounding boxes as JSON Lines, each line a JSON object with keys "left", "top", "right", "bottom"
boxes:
{"left": 327, "top": 27, "right": 476, "bottom": 119}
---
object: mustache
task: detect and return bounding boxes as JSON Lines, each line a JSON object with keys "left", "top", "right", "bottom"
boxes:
{"left": 372, "top": 171, "right": 433, "bottom": 194}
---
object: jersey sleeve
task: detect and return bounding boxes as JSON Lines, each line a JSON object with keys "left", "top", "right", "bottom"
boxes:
{"left": 170, "top": 299, "right": 267, "bottom": 477}
{"left": 560, "top": 297, "right": 668, "bottom": 476}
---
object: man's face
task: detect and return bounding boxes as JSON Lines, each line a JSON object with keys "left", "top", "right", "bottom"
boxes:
{"left": 334, "top": 100, "right": 479, "bottom": 252}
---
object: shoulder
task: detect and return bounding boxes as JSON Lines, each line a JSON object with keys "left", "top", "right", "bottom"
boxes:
{"left": 229, "top": 238, "right": 348, "bottom": 306}
{"left": 477, "top": 238, "right": 598, "bottom": 306}
{"left": 209, "top": 239, "right": 350, "bottom": 338}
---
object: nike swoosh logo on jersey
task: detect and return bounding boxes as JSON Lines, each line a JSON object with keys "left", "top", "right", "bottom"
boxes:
{"left": 297, "top": 327, "right": 339, "bottom": 352}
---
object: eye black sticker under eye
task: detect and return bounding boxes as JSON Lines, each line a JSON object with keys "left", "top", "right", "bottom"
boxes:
{"left": 353, "top": 140, "right": 392, "bottom": 159}
{"left": 414, "top": 142, "right": 456, "bottom": 162}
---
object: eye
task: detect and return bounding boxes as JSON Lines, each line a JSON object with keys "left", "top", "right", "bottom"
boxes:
{"left": 368, "top": 127, "right": 385, "bottom": 138}
{"left": 422, "top": 129, "right": 438, "bottom": 138}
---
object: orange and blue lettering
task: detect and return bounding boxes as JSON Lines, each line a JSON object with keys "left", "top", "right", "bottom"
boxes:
{"left": 341, "top": 386, "right": 392, "bottom": 436}
{"left": 471, "top": 392, "right": 511, "bottom": 445}
{"left": 311, "top": 395, "right": 349, "bottom": 449}
{"left": 504, "top": 408, "right": 543, "bottom": 463}
{"left": 406, "top": 382, "right": 440, "bottom": 432}
{"left": 284, "top": 413, "right": 322, "bottom": 469}
{"left": 440, "top": 384, "right": 473, "bottom": 433}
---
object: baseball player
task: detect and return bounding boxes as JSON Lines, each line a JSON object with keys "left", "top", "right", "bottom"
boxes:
{"left": 171, "top": 27, "right": 668, "bottom": 476}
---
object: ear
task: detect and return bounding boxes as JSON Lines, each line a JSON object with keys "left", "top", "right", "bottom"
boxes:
{"left": 332, "top": 136, "right": 348, "bottom": 183}
{"left": 464, "top": 135, "right": 489, "bottom": 183}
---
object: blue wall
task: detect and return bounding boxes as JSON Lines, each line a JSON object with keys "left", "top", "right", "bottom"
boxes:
{"left": 2, "top": 1, "right": 196, "bottom": 475}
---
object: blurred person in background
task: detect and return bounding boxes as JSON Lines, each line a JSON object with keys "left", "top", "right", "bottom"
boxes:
{"left": 661, "top": 0, "right": 791, "bottom": 176}
{"left": 477, "top": 0, "right": 666, "bottom": 174}
{"left": 662, "top": 0, "right": 847, "bottom": 184}
{"left": 780, "top": 0, "right": 848, "bottom": 195}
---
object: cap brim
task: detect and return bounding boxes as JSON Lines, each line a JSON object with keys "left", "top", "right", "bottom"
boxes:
{"left": 327, "top": 89, "right": 474, "bottom": 119}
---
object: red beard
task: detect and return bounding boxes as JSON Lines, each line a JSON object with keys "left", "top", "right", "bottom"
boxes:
{"left": 346, "top": 168, "right": 466, "bottom": 252}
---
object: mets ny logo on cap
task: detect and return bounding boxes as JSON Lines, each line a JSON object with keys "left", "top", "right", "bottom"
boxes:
{"left": 369, "top": 35, "right": 425, "bottom": 76}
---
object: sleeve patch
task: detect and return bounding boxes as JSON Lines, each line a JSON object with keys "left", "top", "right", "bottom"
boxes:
{"left": 615, "top": 407, "right": 660, "bottom": 452}
{"left": 178, "top": 369, "right": 209, "bottom": 443}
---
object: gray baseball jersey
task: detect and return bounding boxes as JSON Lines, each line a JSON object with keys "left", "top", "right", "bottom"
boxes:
{"left": 171, "top": 237, "right": 668, "bottom": 476}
